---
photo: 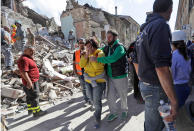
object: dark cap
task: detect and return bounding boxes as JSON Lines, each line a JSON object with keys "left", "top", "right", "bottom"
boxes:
{"left": 78, "top": 38, "right": 86, "bottom": 44}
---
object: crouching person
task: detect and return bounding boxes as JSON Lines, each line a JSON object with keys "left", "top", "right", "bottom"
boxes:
{"left": 80, "top": 39, "right": 106, "bottom": 129}
{"left": 17, "top": 45, "right": 47, "bottom": 117}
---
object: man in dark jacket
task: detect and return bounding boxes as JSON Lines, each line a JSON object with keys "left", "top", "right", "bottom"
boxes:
{"left": 90, "top": 30, "right": 129, "bottom": 121}
{"left": 133, "top": 0, "right": 178, "bottom": 130}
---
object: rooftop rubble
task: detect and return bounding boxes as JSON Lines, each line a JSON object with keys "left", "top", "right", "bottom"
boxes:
{"left": 1, "top": 34, "right": 81, "bottom": 117}
{"left": 1, "top": 6, "right": 81, "bottom": 118}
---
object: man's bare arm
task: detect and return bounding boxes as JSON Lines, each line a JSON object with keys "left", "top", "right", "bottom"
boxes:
{"left": 155, "top": 66, "right": 177, "bottom": 104}
{"left": 155, "top": 66, "right": 178, "bottom": 121}
{"left": 20, "top": 72, "right": 33, "bottom": 89}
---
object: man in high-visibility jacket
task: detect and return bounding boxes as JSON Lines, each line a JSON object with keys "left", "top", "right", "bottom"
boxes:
{"left": 73, "top": 38, "right": 89, "bottom": 105}
{"left": 11, "top": 24, "right": 17, "bottom": 44}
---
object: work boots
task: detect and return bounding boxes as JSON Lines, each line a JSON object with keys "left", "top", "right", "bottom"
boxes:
{"left": 33, "top": 110, "right": 47, "bottom": 117}
{"left": 27, "top": 104, "right": 33, "bottom": 115}
{"left": 32, "top": 105, "right": 47, "bottom": 117}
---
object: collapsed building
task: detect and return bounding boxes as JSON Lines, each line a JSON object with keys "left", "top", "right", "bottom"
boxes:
{"left": 1, "top": 0, "right": 139, "bottom": 123}
{"left": 60, "top": 0, "right": 140, "bottom": 47}
{"left": 1, "top": 0, "right": 80, "bottom": 120}
{"left": 1, "top": 0, "right": 58, "bottom": 33}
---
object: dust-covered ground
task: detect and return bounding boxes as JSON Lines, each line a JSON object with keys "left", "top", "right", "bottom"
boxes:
{"left": 7, "top": 87, "right": 194, "bottom": 131}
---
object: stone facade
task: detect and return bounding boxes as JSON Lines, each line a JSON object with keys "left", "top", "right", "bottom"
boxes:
{"left": 175, "top": 0, "right": 194, "bottom": 39}
{"left": 60, "top": 0, "right": 140, "bottom": 47}
{"left": 1, "top": 0, "right": 58, "bottom": 32}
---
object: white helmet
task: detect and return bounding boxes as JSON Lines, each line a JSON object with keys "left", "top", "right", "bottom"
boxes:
{"left": 172, "top": 30, "right": 186, "bottom": 42}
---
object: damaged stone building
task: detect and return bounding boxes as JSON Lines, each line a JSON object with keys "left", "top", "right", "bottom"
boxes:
{"left": 60, "top": 0, "right": 140, "bottom": 46}
{"left": 1, "top": 0, "right": 58, "bottom": 33}
{"left": 175, "top": 0, "right": 194, "bottom": 39}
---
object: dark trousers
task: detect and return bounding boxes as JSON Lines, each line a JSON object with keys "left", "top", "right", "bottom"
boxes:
{"left": 23, "top": 82, "right": 40, "bottom": 110}
{"left": 131, "top": 63, "right": 141, "bottom": 99}
{"left": 174, "top": 83, "right": 191, "bottom": 108}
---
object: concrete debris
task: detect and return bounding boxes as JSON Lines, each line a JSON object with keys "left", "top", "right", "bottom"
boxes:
{"left": 1, "top": 1, "right": 82, "bottom": 118}
{"left": 1, "top": 25, "right": 80, "bottom": 117}
{"left": 49, "top": 90, "right": 58, "bottom": 100}
{"left": 43, "top": 59, "right": 75, "bottom": 81}
{"left": 1, "top": 87, "right": 25, "bottom": 99}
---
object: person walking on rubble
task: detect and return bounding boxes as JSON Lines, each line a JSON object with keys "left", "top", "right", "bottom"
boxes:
{"left": 90, "top": 29, "right": 129, "bottom": 122}
{"left": 1, "top": 26, "right": 14, "bottom": 70}
{"left": 68, "top": 29, "right": 75, "bottom": 50}
{"left": 14, "top": 20, "right": 26, "bottom": 52}
{"left": 171, "top": 30, "right": 191, "bottom": 108}
{"left": 73, "top": 38, "right": 90, "bottom": 105}
{"left": 133, "top": 0, "right": 178, "bottom": 130}
{"left": 17, "top": 45, "right": 47, "bottom": 117}
{"left": 26, "top": 28, "right": 35, "bottom": 46}
{"left": 80, "top": 39, "right": 106, "bottom": 129}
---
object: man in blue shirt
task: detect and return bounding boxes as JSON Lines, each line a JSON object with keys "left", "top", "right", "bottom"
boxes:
{"left": 133, "top": 0, "right": 178, "bottom": 130}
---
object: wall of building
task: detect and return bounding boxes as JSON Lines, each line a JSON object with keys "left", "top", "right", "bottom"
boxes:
{"left": 1, "top": 6, "right": 42, "bottom": 34}
{"left": 61, "top": 14, "right": 76, "bottom": 40}
{"left": 189, "top": 6, "right": 194, "bottom": 34}
{"left": 60, "top": 3, "right": 140, "bottom": 46}
{"left": 175, "top": 0, "right": 194, "bottom": 39}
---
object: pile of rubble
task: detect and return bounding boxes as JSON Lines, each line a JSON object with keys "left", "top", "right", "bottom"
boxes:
{"left": 1, "top": 35, "right": 81, "bottom": 117}
{"left": 1, "top": 2, "right": 83, "bottom": 119}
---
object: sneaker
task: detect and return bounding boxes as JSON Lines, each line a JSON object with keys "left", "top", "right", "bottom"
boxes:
{"left": 93, "top": 119, "right": 101, "bottom": 129}
{"left": 106, "top": 113, "right": 118, "bottom": 122}
{"left": 121, "top": 112, "right": 128, "bottom": 120}
{"left": 93, "top": 123, "right": 100, "bottom": 129}
{"left": 33, "top": 110, "right": 47, "bottom": 117}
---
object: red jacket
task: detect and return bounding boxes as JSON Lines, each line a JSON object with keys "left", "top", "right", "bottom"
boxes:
{"left": 17, "top": 55, "right": 39, "bottom": 86}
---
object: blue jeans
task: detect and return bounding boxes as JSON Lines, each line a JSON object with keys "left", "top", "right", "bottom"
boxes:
{"left": 78, "top": 75, "right": 89, "bottom": 102}
{"left": 1, "top": 44, "right": 13, "bottom": 67}
{"left": 85, "top": 82, "right": 106, "bottom": 121}
{"left": 174, "top": 83, "right": 191, "bottom": 108}
{"left": 139, "top": 81, "right": 168, "bottom": 131}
